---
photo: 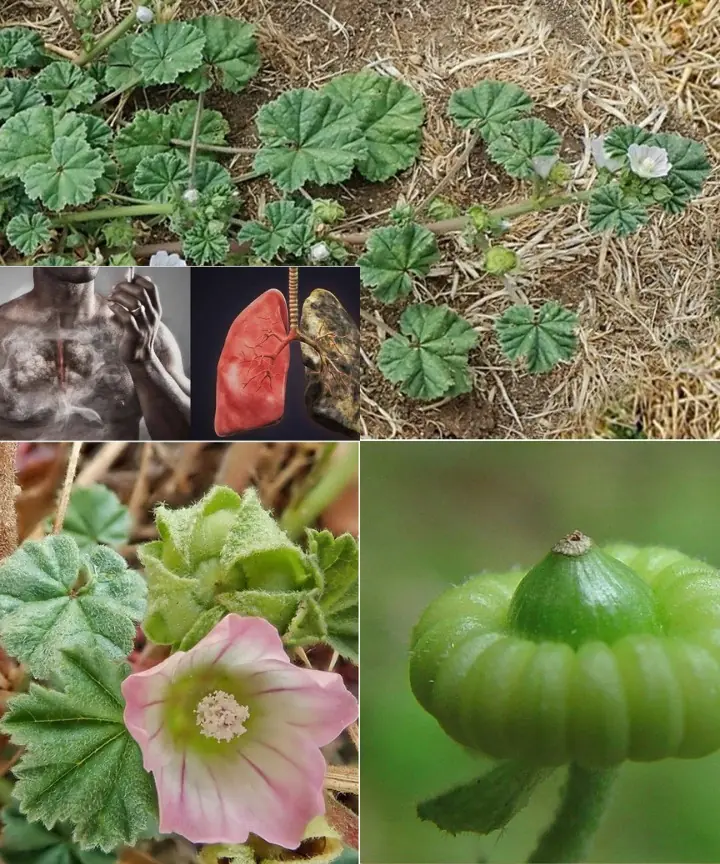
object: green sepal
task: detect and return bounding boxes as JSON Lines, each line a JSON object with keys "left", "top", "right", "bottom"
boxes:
{"left": 178, "top": 606, "right": 227, "bottom": 651}
{"left": 219, "top": 590, "right": 303, "bottom": 633}
{"left": 284, "top": 595, "right": 328, "bottom": 647}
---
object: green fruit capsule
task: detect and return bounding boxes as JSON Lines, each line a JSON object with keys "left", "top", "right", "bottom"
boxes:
{"left": 409, "top": 532, "right": 720, "bottom": 768}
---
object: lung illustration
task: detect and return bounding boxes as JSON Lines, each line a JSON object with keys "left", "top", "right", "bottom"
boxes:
{"left": 214, "top": 269, "right": 359, "bottom": 437}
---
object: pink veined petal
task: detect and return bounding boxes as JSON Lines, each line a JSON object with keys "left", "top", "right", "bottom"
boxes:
{"left": 247, "top": 660, "right": 358, "bottom": 746}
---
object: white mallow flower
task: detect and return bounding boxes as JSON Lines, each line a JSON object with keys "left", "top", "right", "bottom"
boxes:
{"left": 183, "top": 188, "right": 200, "bottom": 204}
{"left": 149, "top": 251, "right": 187, "bottom": 267}
{"left": 590, "top": 135, "right": 623, "bottom": 173}
{"left": 136, "top": 5, "right": 154, "bottom": 24}
{"left": 627, "top": 143, "right": 672, "bottom": 179}
{"left": 531, "top": 154, "right": 559, "bottom": 179}
{"left": 309, "top": 241, "right": 331, "bottom": 263}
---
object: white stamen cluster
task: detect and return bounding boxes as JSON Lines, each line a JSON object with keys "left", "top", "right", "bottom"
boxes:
{"left": 195, "top": 690, "right": 250, "bottom": 742}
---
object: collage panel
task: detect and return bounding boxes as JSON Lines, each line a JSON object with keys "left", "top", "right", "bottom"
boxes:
{"left": 361, "top": 441, "right": 720, "bottom": 864}
{"left": 0, "top": 440, "right": 358, "bottom": 863}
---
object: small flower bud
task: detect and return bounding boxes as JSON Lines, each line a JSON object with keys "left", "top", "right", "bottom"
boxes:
{"left": 468, "top": 205, "right": 491, "bottom": 233}
{"left": 135, "top": 5, "right": 154, "bottom": 24}
{"left": 548, "top": 160, "right": 573, "bottom": 186}
{"left": 183, "top": 188, "right": 199, "bottom": 204}
{"left": 483, "top": 245, "right": 518, "bottom": 276}
{"left": 309, "top": 241, "right": 330, "bottom": 263}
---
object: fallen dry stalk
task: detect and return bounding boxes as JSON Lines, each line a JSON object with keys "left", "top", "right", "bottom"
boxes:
{"left": 0, "top": 443, "right": 18, "bottom": 562}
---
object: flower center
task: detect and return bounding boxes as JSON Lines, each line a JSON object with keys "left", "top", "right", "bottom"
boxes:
{"left": 641, "top": 157, "right": 656, "bottom": 173}
{"left": 195, "top": 690, "right": 250, "bottom": 742}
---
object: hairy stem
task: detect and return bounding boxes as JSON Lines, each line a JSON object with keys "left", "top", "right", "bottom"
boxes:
{"left": 55, "top": 203, "right": 174, "bottom": 225}
{"left": 77, "top": 7, "right": 139, "bottom": 66}
{"left": 529, "top": 764, "right": 618, "bottom": 863}
{"left": 53, "top": 443, "right": 83, "bottom": 535}
{"left": 171, "top": 139, "right": 258, "bottom": 156}
{"left": 0, "top": 443, "right": 18, "bottom": 563}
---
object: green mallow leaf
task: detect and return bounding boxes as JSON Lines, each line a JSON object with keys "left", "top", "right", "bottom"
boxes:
{"left": 323, "top": 71, "right": 425, "bottom": 182}
{"left": 238, "top": 200, "right": 315, "bottom": 261}
{"left": 284, "top": 596, "right": 327, "bottom": 647}
{"left": 358, "top": 223, "right": 440, "bottom": 302}
{"left": 179, "top": 15, "right": 260, "bottom": 93}
{"left": 5, "top": 213, "right": 53, "bottom": 255}
{"left": 56, "top": 484, "right": 132, "bottom": 549}
{"left": 588, "top": 184, "right": 649, "bottom": 236}
{"left": 426, "top": 197, "right": 460, "bottom": 221}
{"left": 103, "top": 218, "right": 135, "bottom": 249}
{"left": 377, "top": 303, "right": 478, "bottom": 400}
{"left": 254, "top": 89, "right": 365, "bottom": 192}
{"left": 24, "top": 136, "right": 104, "bottom": 211}
{"left": 603, "top": 125, "right": 652, "bottom": 160}
{"left": 0, "top": 27, "right": 46, "bottom": 70}
{"left": 168, "top": 100, "right": 229, "bottom": 148}
{"left": 182, "top": 220, "right": 231, "bottom": 265}
{"left": 307, "top": 529, "right": 358, "bottom": 661}
{"left": 495, "top": 301, "right": 578, "bottom": 373}
{"left": 104, "top": 35, "right": 140, "bottom": 92}
{"left": 1, "top": 800, "right": 114, "bottom": 864}
{"left": 133, "top": 152, "right": 190, "bottom": 202}
{"left": 193, "top": 160, "right": 233, "bottom": 193}
{"left": 218, "top": 590, "right": 303, "bottom": 635}
{"left": 488, "top": 118, "right": 562, "bottom": 179}
{"left": 0, "top": 106, "right": 88, "bottom": 181}
{"left": 0, "top": 78, "right": 44, "bottom": 122}
{"left": 0, "top": 534, "right": 146, "bottom": 678}
{"left": 36, "top": 62, "right": 98, "bottom": 112}
{"left": 130, "top": 21, "right": 206, "bottom": 85}
{"left": 448, "top": 80, "right": 533, "bottom": 143}
{"left": 77, "top": 114, "right": 113, "bottom": 150}
{"left": 653, "top": 132, "right": 710, "bottom": 213}
{"left": 113, "top": 109, "right": 174, "bottom": 180}
{"left": 0, "top": 648, "right": 157, "bottom": 852}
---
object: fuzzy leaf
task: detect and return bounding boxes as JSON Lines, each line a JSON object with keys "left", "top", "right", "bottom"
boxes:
{"left": 324, "top": 71, "right": 424, "bottom": 181}
{"left": 308, "top": 529, "right": 357, "bottom": 617}
{"left": 24, "top": 136, "right": 104, "bottom": 211}
{"left": 377, "top": 303, "right": 477, "bottom": 400}
{"left": 104, "top": 35, "right": 140, "bottom": 92}
{"left": 285, "top": 596, "right": 327, "bottom": 647}
{"left": 179, "top": 15, "right": 260, "bottom": 93}
{"left": 237, "top": 200, "right": 314, "bottom": 261}
{"left": 448, "top": 80, "right": 533, "bottom": 142}
{"left": 653, "top": 132, "right": 710, "bottom": 213}
{"left": 36, "top": 62, "right": 98, "bottom": 112}
{"left": 218, "top": 590, "right": 303, "bottom": 632}
{"left": 0, "top": 78, "right": 44, "bottom": 122}
{"left": 102, "top": 219, "right": 135, "bottom": 249}
{"left": 131, "top": 21, "right": 206, "bottom": 85}
{"left": 182, "top": 220, "right": 230, "bottom": 265}
{"left": 193, "top": 160, "right": 232, "bottom": 192}
{"left": 113, "top": 109, "right": 174, "bottom": 180}
{"left": 358, "top": 223, "right": 440, "bottom": 302}
{"left": 603, "top": 125, "right": 651, "bottom": 160}
{"left": 168, "top": 100, "right": 229, "bottom": 148}
{"left": 77, "top": 114, "right": 113, "bottom": 150}
{"left": 133, "top": 151, "right": 190, "bottom": 202}
{"left": 177, "top": 606, "right": 226, "bottom": 651}
{"left": 0, "top": 106, "right": 88, "bottom": 181}
{"left": 495, "top": 301, "right": 577, "bottom": 373}
{"left": 0, "top": 534, "right": 146, "bottom": 678}
{"left": 254, "top": 89, "right": 365, "bottom": 192}
{"left": 588, "top": 184, "right": 649, "bottom": 236}
{"left": 0, "top": 27, "right": 45, "bottom": 70}
{"left": 0, "top": 648, "right": 157, "bottom": 852}
{"left": 5, "top": 212, "right": 52, "bottom": 255}
{"left": 57, "top": 485, "right": 132, "bottom": 549}
{"left": 488, "top": 118, "right": 562, "bottom": 179}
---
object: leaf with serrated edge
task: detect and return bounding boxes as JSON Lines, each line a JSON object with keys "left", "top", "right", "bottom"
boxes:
{"left": 105, "top": 35, "right": 140, "bottom": 92}
{"left": 603, "top": 125, "right": 651, "bottom": 160}
{"left": 133, "top": 152, "right": 190, "bottom": 202}
{"left": 131, "top": 21, "right": 205, "bottom": 85}
{"left": 254, "top": 89, "right": 365, "bottom": 192}
{"left": 307, "top": 529, "right": 358, "bottom": 616}
{"left": 24, "top": 136, "right": 104, "bottom": 211}
{"left": 0, "top": 106, "right": 88, "bottom": 180}
{"left": 588, "top": 184, "right": 649, "bottom": 236}
{"left": 378, "top": 303, "right": 477, "bottom": 400}
{"left": 58, "top": 484, "right": 132, "bottom": 549}
{"left": 448, "top": 80, "right": 533, "bottom": 142}
{"left": 488, "top": 118, "right": 561, "bottom": 179}
{"left": 0, "top": 648, "right": 157, "bottom": 852}
{"left": 0, "top": 79, "right": 44, "bottom": 122}
{"left": 653, "top": 132, "right": 710, "bottom": 212}
{"left": 36, "top": 62, "right": 98, "bottom": 112}
{"left": 358, "top": 223, "right": 440, "bottom": 302}
{"left": 182, "top": 222, "right": 230, "bottom": 265}
{"left": 495, "top": 301, "right": 577, "bottom": 373}
{"left": 0, "top": 27, "right": 45, "bottom": 70}
{"left": 5, "top": 213, "right": 52, "bottom": 255}
{"left": 168, "top": 100, "right": 229, "bottom": 147}
{"left": 77, "top": 114, "right": 113, "bottom": 150}
{"left": 113, "top": 109, "right": 174, "bottom": 180}
{"left": 237, "top": 201, "right": 314, "bottom": 261}
{"left": 0, "top": 534, "right": 146, "bottom": 677}
{"left": 180, "top": 15, "right": 260, "bottom": 94}
{"left": 324, "top": 71, "right": 425, "bottom": 181}
{"left": 194, "top": 160, "right": 232, "bottom": 193}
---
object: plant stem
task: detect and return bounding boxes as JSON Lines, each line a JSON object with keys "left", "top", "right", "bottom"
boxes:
{"left": 77, "top": 7, "right": 139, "bottom": 66}
{"left": 53, "top": 443, "right": 83, "bottom": 534}
{"left": 280, "top": 442, "right": 358, "bottom": 540}
{"left": 0, "top": 443, "right": 18, "bottom": 563}
{"left": 90, "top": 73, "right": 142, "bottom": 109}
{"left": 418, "top": 129, "right": 481, "bottom": 213}
{"left": 187, "top": 92, "right": 205, "bottom": 191}
{"left": 55, "top": 203, "right": 174, "bottom": 225}
{"left": 529, "top": 764, "right": 618, "bottom": 863}
{"left": 171, "top": 138, "right": 258, "bottom": 156}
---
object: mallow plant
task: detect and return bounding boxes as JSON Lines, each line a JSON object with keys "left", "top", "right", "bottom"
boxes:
{"left": 0, "top": 483, "right": 358, "bottom": 862}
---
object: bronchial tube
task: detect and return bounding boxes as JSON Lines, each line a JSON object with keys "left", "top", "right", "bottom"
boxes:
{"left": 288, "top": 267, "right": 299, "bottom": 333}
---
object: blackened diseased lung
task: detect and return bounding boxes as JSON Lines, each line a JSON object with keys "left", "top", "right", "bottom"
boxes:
{"left": 299, "top": 289, "right": 359, "bottom": 436}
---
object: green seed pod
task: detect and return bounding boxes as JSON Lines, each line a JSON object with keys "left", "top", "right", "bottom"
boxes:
{"left": 409, "top": 532, "right": 720, "bottom": 768}
{"left": 483, "top": 245, "right": 518, "bottom": 276}
{"left": 548, "top": 160, "right": 573, "bottom": 186}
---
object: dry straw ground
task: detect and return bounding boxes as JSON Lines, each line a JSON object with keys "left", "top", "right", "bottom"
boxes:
{"left": 1, "top": 0, "right": 718, "bottom": 438}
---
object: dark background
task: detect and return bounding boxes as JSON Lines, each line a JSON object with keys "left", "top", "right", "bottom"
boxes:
{"left": 190, "top": 267, "right": 360, "bottom": 441}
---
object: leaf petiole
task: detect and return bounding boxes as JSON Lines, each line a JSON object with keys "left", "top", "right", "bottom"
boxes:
{"left": 54, "top": 202, "right": 174, "bottom": 225}
{"left": 76, "top": 6, "right": 140, "bottom": 66}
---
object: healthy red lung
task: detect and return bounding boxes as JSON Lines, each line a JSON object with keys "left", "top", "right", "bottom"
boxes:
{"left": 214, "top": 289, "right": 291, "bottom": 436}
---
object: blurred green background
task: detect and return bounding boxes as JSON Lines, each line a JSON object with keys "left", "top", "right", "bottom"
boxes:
{"left": 360, "top": 442, "right": 720, "bottom": 863}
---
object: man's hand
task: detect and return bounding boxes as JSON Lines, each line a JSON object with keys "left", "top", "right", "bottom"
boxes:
{"left": 108, "top": 271, "right": 161, "bottom": 366}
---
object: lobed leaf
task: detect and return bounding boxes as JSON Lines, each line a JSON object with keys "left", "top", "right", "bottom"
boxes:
{"left": 130, "top": 21, "right": 206, "bottom": 85}
{"left": 653, "top": 132, "right": 710, "bottom": 213}
{"left": 495, "top": 301, "right": 577, "bottom": 373}
{"left": 58, "top": 484, "right": 132, "bottom": 549}
{"left": 24, "top": 136, "right": 104, "bottom": 211}
{"left": 0, "top": 106, "right": 88, "bottom": 180}
{"left": 603, "top": 125, "right": 651, "bottom": 160}
{"left": 193, "top": 160, "right": 233, "bottom": 193}
{"left": 237, "top": 200, "right": 314, "bottom": 261}
{"left": 377, "top": 303, "right": 477, "bottom": 400}
{"left": 488, "top": 118, "right": 562, "bottom": 179}
{"left": 5, "top": 212, "right": 52, "bottom": 255}
{"left": 0, "top": 78, "right": 44, "bottom": 122}
{"left": 182, "top": 220, "right": 230, "bottom": 264}
{"left": 36, "top": 62, "right": 98, "bottom": 112}
{"left": 358, "top": 223, "right": 440, "bottom": 302}
{"left": 448, "top": 80, "right": 533, "bottom": 142}
{"left": 168, "top": 99, "right": 229, "bottom": 149}
{"left": 179, "top": 15, "right": 260, "bottom": 93}
{"left": 0, "top": 27, "right": 45, "bottom": 70}
{"left": 113, "top": 109, "right": 174, "bottom": 180}
{"left": 104, "top": 35, "right": 140, "bottom": 92}
{"left": 133, "top": 151, "right": 190, "bottom": 202}
{"left": 588, "top": 184, "right": 649, "bottom": 236}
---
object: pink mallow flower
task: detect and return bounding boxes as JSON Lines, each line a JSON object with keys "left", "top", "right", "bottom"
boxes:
{"left": 122, "top": 614, "right": 358, "bottom": 848}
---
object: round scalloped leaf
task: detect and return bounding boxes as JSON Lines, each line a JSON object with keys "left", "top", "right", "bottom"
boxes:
{"left": 194, "top": 160, "right": 232, "bottom": 193}
{"left": 0, "top": 106, "right": 88, "bottom": 180}
{"left": 323, "top": 71, "right": 425, "bottom": 182}
{"left": 105, "top": 35, "right": 140, "bottom": 92}
{"left": 130, "top": 21, "right": 206, "bottom": 85}
{"left": 133, "top": 151, "right": 191, "bottom": 202}
{"left": 24, "top": 136, "right": 104, "bottom": 211}
{"left": 488, "top": 118, "right": 562, "bottom": 179}
{"left": 237, "top": 200, "right": 314, "bottom": 261}
{"left": 254, "top": 88, "right": 365, "bottom": 192}
{"left": 168, "top": 100, "right": 229, "bottom": 149}
{"left": 5, "top": 212, "right": 53, "bottom": 255}
{"left": 182, "top": 220, "right": 230, "bottom": 264}
{"left": 588, "top": 184, "right": 649, "bottom": 236}
{"left": 0, "top": 78, "right": 44, "bottom": 122}
{"left": 448, "top": 80, "right": 533, "bottom": 142}
{"left": 36, "top": 61, "right": 98, "bottom": 112}
{"left": 76, "top": 113, "right": 113, "bottom": 150}
{"left": 378, "top": 303, "right": 478, "bottom": 400}
{"left": 113, "top": 109, "right": 174, "bottom": 180}
{"left": 358, "top": 223, "right": 440, "bottom": 302}
{"left": 0, "top": 27, "right": 45, "bottom": 70}
{"left": 179, "top": 15, "right": 260, "bottom": 94}
{"left": 603, "top": 125, "right": 651, "bottom": 160}
{"left": 495, "top": 301, "right": 577, "bottom": 373}
{"left": 652, "top": 132, "right": 710, "bottom": 213}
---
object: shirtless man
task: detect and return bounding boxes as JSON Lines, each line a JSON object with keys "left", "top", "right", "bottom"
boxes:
{"left": 0, "top": 267, "right": 191, "bottom": 440}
